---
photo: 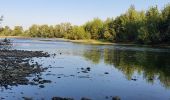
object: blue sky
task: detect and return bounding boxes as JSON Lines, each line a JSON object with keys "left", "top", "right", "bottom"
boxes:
{"left": 0, "top": 0, "right": 169, "bottom": 28}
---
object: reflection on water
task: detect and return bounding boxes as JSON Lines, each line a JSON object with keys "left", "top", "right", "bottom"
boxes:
{"left": 0, "top": 38, "right": 170, "bottom": 100}
{"left": 83, "top": 48, "right": 170, "bottom": 88}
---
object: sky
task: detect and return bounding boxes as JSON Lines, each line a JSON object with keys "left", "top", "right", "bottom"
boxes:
{"left": 0, "top": 0, "right": 170, "bottom": 29}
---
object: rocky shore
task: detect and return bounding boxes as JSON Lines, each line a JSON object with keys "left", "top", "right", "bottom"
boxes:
{"left": 0, "top": 49, "right": 50, "bottom": 89}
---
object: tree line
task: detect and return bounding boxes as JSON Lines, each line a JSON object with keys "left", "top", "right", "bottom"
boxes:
{"left": 0, "top": 4, "right": 170, "bottom": 44}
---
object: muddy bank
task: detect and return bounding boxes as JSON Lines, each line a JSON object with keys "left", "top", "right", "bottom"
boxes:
{"left": 0, "top": 50, "right": 50, "bottom": 89}
{"left": 0, "top": 50, "right": 49, "bottom": 58}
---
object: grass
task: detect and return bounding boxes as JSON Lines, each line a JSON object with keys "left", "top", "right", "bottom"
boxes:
{"left": 69, "top": 39, "right": 113, "bottom": 45}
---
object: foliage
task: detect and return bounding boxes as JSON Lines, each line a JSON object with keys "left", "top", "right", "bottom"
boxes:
{"left": 0, "top": 4, "right": 170, "bottom": 44}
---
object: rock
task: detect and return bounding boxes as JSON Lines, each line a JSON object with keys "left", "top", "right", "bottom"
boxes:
{"left": 81, "top": 97, "right": 91, "bottom": 100}
{"left": 43, "top": 80, "right": 52, "bottom": 83}
{"left": 0, "top": 49, "right": 50, "bottom": 88}
{"left": 52, "top": 97, "right": 74, "bottom": 100}
{"left": 81, "top": 68, "right": 84, "bottom": 70}
{"left": 86, "top": 67, "right": 91, "bottom": 71}
{"left": 112, "top": 96, "right": 121, "bottom": 100}
{"left": 104, "top": 72, "right": 109, "bottom": 74}
{"left": 82, "top": 70, "right": 88, "bottom": 73}
{"left": 131, "top": 78, "right": 137, "bottom": 81}
{"left": 0, "top": 97, "right": 5, "bottom": 100}
{"left": 39, "top": 85, "right": 45, "bottom": 88}
{"left": 105, "top": 96, "right": 109, "bottom": 99}
{"left": 22, "top": 97, "right": 32, "bottom": 100}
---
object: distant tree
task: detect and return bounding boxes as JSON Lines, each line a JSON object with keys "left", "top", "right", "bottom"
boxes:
{"left": 0, "top": 26, "right": 12, "bottom": 36}
{"left": 84, "top": 18, "right": 103, "bottom": 39}
{"left": 160, "top": 4, "right": 170, "bottom": 43}
{"left": 53, "top": 25, "right": 64, "bottom": 38}
{"left": 28, "top": 24, "right": 40, "bottom": 37}
{"left": 114, "top": 14, "right": 128, "bottom": 42}
{"left": 70, "top": 26, "right": 91, "bottom": 40}
{"left": 48, "top": 25, "right": 55, "bottom": 38}
{"left": 39, "top": 25, "right": 50, "bottom": 37}
{"left": 102, "top": 18, "right": 116, "bottom": 42}
{"left": 11, "top": 26, "right": 23, "bottom": 36}
{"left": 145, "top": 6, "right": 161, "bottom": 44}
{"left": 1, "top": 4, "right": 170, "bottom": 45}
{"left": 62, "top": 23, "right": 73, "bottom": 38}
{"left": 125, "top": 5, "right": 142, "bottom": 41}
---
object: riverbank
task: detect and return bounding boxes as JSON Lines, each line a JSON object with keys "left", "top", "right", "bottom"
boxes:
{"left": 0, "top": 36, "right": 170, "bottom": 47}
{"left": 69, "top": 39, "right": 113, "bottom": 45}
{"left": 0, "top": 36, "right": 113, "bottom": 45}
{"left": 0, "top": 36, "right": 29, "bottom": 38}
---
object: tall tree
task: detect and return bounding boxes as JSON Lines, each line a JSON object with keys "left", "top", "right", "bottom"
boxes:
{"left": 28, "top": 25, "right": 40, "bottom": 37}
{"left": 102, "top": 18, "right": 116, "bottom": 42}
{"left": 0, "top": 26, "right": 12, "bottom": 36}
{"left": 84, "top": 18, "right": 103, "bottom": 39}
{"left": 11, "top": 26, "right": 23, "bottom": 36}
{"left": 145, "top": 6, "right": 161, "bottom": 44}
{"left": 160, "top": 4, "right": 170, "bottom": 43}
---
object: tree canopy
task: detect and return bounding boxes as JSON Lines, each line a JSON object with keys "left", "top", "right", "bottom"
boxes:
{"left": 0, "top": 4, "right": 170, "bottom": 45}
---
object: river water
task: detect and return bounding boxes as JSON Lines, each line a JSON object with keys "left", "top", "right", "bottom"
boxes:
{"left": 0, "top": 38, "right": 170, "bottom": 100}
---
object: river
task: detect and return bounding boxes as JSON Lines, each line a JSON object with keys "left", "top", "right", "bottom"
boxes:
{"left": 0, "top": 38, "right": 170, "bottom": 100}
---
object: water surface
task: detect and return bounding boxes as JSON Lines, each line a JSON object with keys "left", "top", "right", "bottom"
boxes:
{"left": 0, "top": 38, "right": 170, "bottom": 100}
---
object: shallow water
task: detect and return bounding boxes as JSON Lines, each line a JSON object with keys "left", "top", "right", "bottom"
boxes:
{"left": 0, "top": 38, "right": 170, "bottom": 100}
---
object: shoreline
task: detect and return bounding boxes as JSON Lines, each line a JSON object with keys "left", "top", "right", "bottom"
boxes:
{"left": 0, "top": 36, "right": 170, "bottom": 48}
{"left": 0, "top": 36, "right": 30, "bottom": 39}
{"left": 69, "top": 39, "right": 114, "bottom": 45}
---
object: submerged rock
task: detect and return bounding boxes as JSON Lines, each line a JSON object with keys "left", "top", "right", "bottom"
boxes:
{"left": 0, "top": 50, "right": 50, "bottom": 89}
{"left": 0, "top": 97, "right": 5, "bottom": 100}
{"left": 131, "top": 78, "right": 137, "bottom": 81}
{"left": 86, "top": 67, "right": 91, "bottom": 71}
{"left": 39, "top": 85, "right": 45, "bottom": 88}
{"left": 0, "top": 50, "right": 50, "bottom": 58}
{"left": 81, "top": 67, "right": 91, "bottom": 73}
{"left": 112, "top": 96, "right": 121, "bottom": 100}
{"left": 81, "top": 97, "right": 91, "bottom": 100}
{"left": 105, "top": 96, "right": 109, "bottom": 99}
{"left": 22, "top": 97, "right": 32, "bottom": 100}
{"left": 52, "top": 97, "right": 74, "bottom": 100}
{"left": 104, "top": 72, "right": 109, "bottom": 74}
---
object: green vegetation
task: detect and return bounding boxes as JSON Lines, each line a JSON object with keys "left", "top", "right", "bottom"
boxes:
{"left": 0, "top": 4, "right": 170, "bottom": 45}
{"left": 83, "top": 48, "right": 170, "bottom": 88}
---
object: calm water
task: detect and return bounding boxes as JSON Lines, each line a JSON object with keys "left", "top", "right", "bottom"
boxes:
{"left": 0, "top": 38, "right": 170, "bottom": 100}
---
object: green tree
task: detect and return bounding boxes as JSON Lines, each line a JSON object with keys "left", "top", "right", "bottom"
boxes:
{"left": 53, "top": 25, "right": 63, "bottom": 38}
{"left": 0, "top": 26, "right": 12, "bottom": 36}
{"left": 11, "top": 26, "right": 24, "bottom": 36}
{"left": 63, "top": 23, "right": 73, "bottom": 39}
{"left": 28, "top": 25, "right": 40, "bottom": 37}
{"left": 160, "top": 4, "right": 170, "bottom": 43}
{"left": 102, "top": 18, "right": 116, "bottom": 42}
{"left": 145, "top": 6, "right": 161, "bottom": 44}
{"left": 84, "top": 18, "right": 103, "bottom": 39}
{"left": 67, "top": 26, "right": 91, "bottom": 40}
{"left": 125, "top": 5, "right": 142, "bottom": 41}
{"left": 114, "top": 14, "right": 128, "bottom": 42}
{"left": 48, "top": 25, "right": 55, "bottom": 38}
